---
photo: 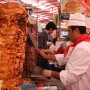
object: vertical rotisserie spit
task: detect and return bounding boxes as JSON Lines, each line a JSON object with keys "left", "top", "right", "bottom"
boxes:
{"left": 0, "top": 2, "right": 28, "bottom": 88}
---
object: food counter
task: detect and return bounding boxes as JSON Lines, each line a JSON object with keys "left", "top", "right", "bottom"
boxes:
{"left": 30, "top": 74, "right": 65, "bottom": 90}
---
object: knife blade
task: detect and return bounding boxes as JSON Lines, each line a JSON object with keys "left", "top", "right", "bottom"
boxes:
{"left": 28, "top": 27, "right": 38, "bottom": 51}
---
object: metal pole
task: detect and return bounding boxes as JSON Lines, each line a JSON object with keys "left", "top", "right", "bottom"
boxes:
{"left": 58, "top": 0, "right": 61, "bottom": 40}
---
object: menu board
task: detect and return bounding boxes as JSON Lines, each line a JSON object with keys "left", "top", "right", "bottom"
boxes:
{"left": 61, "top": 0, "right": 84, "bottom": 13}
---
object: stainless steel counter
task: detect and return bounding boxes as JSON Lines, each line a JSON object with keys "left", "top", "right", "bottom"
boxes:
{"left": 31, "top": 74, "right": 66, "bottom": 90}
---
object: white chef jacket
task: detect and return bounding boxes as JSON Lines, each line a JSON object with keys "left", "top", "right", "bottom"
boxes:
{"left": 55, "top": 41, "right": 90, "bottom": 90}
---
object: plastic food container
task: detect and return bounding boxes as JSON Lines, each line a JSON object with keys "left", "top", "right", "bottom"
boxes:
{"left": 20, "top": 84, "right": 36, "bottom": 90}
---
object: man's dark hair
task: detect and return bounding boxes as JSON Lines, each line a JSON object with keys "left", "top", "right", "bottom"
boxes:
{"left": 70, "top": 26, "right": 86, "bottom": 34}
{"left": 45, "top": 22, "right": 57, "bottom": 30}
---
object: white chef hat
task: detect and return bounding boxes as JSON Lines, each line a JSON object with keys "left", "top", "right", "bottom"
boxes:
{"left": 68, "top": 13, "right": 86, "bottom": 26}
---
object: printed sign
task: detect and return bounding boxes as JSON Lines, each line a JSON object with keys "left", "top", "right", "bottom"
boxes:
{"left": 61, "top": 13, "right": 70, "bottom": 20}
{"left": 61, "top": 0, "right": 84, "bottom": 13}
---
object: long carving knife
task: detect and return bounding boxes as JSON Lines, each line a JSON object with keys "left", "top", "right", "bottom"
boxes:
{"left": 28, "top": 27, "right": 38, "bottom": 51}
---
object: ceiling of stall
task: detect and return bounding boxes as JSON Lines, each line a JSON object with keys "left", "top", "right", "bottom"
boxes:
{"left": 20, "top": 0, "right": 60, "bottom": 21}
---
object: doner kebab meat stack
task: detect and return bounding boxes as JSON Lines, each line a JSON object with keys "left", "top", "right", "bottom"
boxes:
{"left": 0, "top": 2, "right": 33, "bottom": 88}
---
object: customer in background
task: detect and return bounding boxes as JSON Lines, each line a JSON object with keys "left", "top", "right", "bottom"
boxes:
{"left": 39, "top": 13, "right": 90, "bottom": 90}
{"left": 49, "top": 38, "right": 57, "bottom": 52}
{"left": 37, "top": 22, "right": 57, "bottom": 70}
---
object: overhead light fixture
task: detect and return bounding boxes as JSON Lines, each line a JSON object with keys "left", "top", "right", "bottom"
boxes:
{"left": 21, "top": 0, "right": 30, "bottom": 4}
{"left": 20, "top": 0, "right": 26, "bottom": 3}
{"left": 21, "top": 0, "right": 36, "bottom": 4}
{"left": 58, "top": 0, "right": 60, "bottom": 2}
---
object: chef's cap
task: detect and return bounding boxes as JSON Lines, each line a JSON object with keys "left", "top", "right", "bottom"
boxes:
{"left": 68, "top": 13, "right": 86, "bottom": 26}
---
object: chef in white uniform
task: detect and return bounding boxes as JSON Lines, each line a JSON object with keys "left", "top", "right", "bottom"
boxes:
{"left": 39, "top": 13, "right": 90, "bottom": 90}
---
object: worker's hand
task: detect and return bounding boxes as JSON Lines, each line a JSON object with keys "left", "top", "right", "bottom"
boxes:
{"left": 42, "top": 69, "right": 52, "bottom": 77}
{"left": 46, "top": 50, "right": 55, "bottom": 54}
{"left": 39, "top": 49, "right": 55, "bottom": 55}
{"left": 39, "top": 49, "right": 46, "bottom": 55}
{"left": 38, "top": 49, "right": 44, "bottom": 53}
